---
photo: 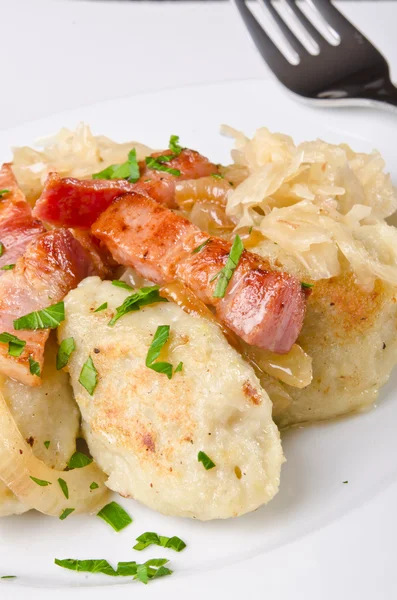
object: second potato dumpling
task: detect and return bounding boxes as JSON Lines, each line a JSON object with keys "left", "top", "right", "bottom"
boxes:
{"left": 58, "top": 277, "right": 284, "bottom": 520}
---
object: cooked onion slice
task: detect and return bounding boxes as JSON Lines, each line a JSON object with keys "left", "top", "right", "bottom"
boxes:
{"left": 175, "top": 176, "right": 232, "bottom": 209}
{"left": 160, "top": 280, "right": 312, "bottom": 388}
{"left": 242, "top": 343, "right": 312, "bottom": 389}
{"left": 0, "top": 389, "right": 110, "bottom": 516}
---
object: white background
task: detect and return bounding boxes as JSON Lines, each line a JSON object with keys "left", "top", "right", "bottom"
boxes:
{"left": 0, "top": 0, "right": 396, "bottom": 130}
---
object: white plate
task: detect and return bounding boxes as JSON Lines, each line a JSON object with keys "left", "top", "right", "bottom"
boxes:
{"left": 1, "top": 80, "right": 397, "bottom": 600}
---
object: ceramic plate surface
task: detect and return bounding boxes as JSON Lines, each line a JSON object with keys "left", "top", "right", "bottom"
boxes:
{"left": 1, "top": 80, "right": 397, "bottom": 600}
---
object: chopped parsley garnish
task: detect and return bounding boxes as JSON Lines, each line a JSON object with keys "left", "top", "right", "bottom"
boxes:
{"left": 145, "top": 325, "right": 173, "bottom": 380}
{"left": 55, "top": 558, "right": 118, "bottom": 576}
{"left": 174, "top": 361, "right": 183, "bottom": 373}
{"left": 92, "top": 148, "right": 140, "bottom": 183}
{"left": 54, "top": 558, "right": 171, "bottom": 583}
{"left": 58, "top": 478, "right": 69, "bottom": 499}
{"left": 30, "top": 476, "right": 52, "bottom": 487}
{"left": 28, "top": 356, "right": 41, "bottom": 377}
{"left": 0, "top": 189, "right": 10, "bottom": 198}
{"left": 94, "top": 302, "right": 108, "bottom": 313}
{"left": 44, "top": 440, "right": 50, "bottom": 449}
{"left": 112, "top": 280, "right": 133, "bottom": 291}
{"left": 145, "top": 156, "right": 181, "bottom": 177}
{"left": 0, "top": 242, "right": 4, "bottom": 257}
{"left": 133, "top": 532, "right": 186, "bottom": 553}
{"left": 108, "top": 285, "right": 167, "bottom": 327}
{"left": 13, "top": 301, "right": 65, "bottom": 330}
{"left": 192, "top": 238, "right": 210, "bottom": 254}
{"left": 1, "top": 264, "right": 15, "bottom": 270}
{"left": 90, "top": 481, "right": 99, "bottom": 490}
{"left": 67, "top": 451, "right": 93, "bottom": 470}
{"left": 0, "top": 575, "right": 16, "bottom": 579}
{"left": 248, "top": 226, "right": 253, "bottom": 234}
{"left": 0, "top": 332, "right": 26, "bottom": 357}
{"left": 168, "top": 134, "right": 183, "bottom": 156}
{"left": 343, "top": 480, "right": 348, "bottom": 484}
{"left": 78, "top": 356, "right": 98, "bottom": 395}
{"left": 212, "top": 235, "right": 244, "bottom": 299}
{"left": 211, "top": 173, "right": 224, "bottom": 180}
{"left": 97, "top": 501, "right": 132, "bottom": 532}
{"left": 198, "top": 451, "right": 216, "bottom": 470}
{"left": 301, "top": 282, "right": 314, "bottom": 289}
{"left": 56, "top": 337, "right": 75, "bottom": 370}
{"left": 60, "top": 508, "right": 75, "bottom": 520}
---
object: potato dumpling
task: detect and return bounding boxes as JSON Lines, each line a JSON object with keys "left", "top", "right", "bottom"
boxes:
{"left": 59, "top": 277, "right": 284, "bottom": 520}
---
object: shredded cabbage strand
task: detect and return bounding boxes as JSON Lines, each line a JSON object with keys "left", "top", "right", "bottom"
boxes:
{"left": 223, "top": 125, "right": 397, "bottom": 289}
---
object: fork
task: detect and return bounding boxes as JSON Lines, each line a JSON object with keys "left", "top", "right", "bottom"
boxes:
{"left": 233, "top": 0, "right": 397, "bottom": 112}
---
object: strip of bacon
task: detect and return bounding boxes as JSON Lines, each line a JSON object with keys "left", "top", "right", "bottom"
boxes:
{"left": 0, "top": 229, "right": 99, "bottom": 386}
{"left": 33, "top": 149, "right": 219, "bottom": 228}
{"left": 92, "top": 193, "right": 307, "bottom": 354}
{"left": 0, "top": 164, "right": 45, "bottom": 269}
{"left": 33, "top": 173, "right": 135, "bottom": 229}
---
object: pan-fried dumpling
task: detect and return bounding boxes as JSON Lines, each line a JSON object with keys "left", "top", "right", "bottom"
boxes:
{"left": 58, "top": 277, "right": 284, "bottom": 520}
{"left": 0, "top": 335, "right": 80, "bottom": 516}
{"left": 276, "top": 274, "right": 397, "bottom": 427}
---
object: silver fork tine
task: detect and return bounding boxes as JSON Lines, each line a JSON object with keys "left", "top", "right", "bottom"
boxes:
{"left": 282, "top": 0, "right": 329, "bottom": 49}
{"left": 233, "top": 0, "right": 293, "bottom": 73}
{"left": 258, "top": 0, "right": 310, "bottom": 59}
{"left": 310, "top": 0, "right": 361, "bottom": 38}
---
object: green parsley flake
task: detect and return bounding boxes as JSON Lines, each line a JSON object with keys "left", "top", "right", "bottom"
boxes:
{"left": 191, "top": 239, "right": 210, "bottom": 254}
{"left": 44, "top": 440, "right": 51, "bottom": 449}
{"left": 198, "top": 451, "right": 216, "bottom": 470}
{"left": 1, "top": 575, "right": 16, "bottom": 579}
{"left": 0, "top": 242, "right": 4, "bottom": 257}
{"left": 146, "top": 325, "right": 173, "bottom": 380}
{"left": 145, "top": 156, "right": 181, "bottom": 177}
{"left": 212, "top": 235, "right": 244, "bottom": 299}
{"left": 54, "top": 558, "right": 171, "bottom": 583}
{"left": 133, "top": 532, "right": 186, "bottom": 553}
{"left": 92, "top": 149, "right": 140, "bottom": 183}
{"left": 343, "top": 480, "right": 348, "bottom": 484}
{"left": 0, "top": 189, "right": 10, "bottom": 198}
{"left": 56, "top": 337, "right": 75, "bottom": 370}
{"left": 28, "top": 356, "right": 41, "bottom": 377}
{"left": 58, "top": 478, "right": 69, "bottom": 499}
{"left": 109, "top": 285, "right": 167, "bottom": 327}
{"left": 211, "top": 173, "right": 224, "bottom": 180}
{"left": 174, "top": 361, "right": 183, "bottom": 373}
{"left": 1, "top": 264, "right": 15, "bottom": 270}
{"left": 30, "top": 476, "right": 52, "bottom": 487}
{"left": 60, "top": 508, "right": 75, "bottom": 521}
{"left": 112, "top": 280, "right": 133, "bottom": 291}
{"left": 13, "top": 301, "right": 65, "bottom": 330}
{"left": 0, "top": 332, "right": 26, "bottom": 357}
{"left": 168, "top": 134, "right": 183, "bottom": 156}
{"left": 79, "top": 356, "right": 98, "bottom": 395}
{"left": 94, "top": 302, "right": 108, "bottom": 313}
{"left": 90, "top": 482, "right": 99, "bottom": 490}
{"left": 301, "top": 282, "right": 314, "bottom": 289}
{"left": 67, "top": 451, "right": 93, "bottom": 470}
{"left": 97, "top": 501, "right": 132, "bottom": 532}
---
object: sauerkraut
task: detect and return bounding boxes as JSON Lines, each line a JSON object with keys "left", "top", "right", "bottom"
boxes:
{"left": 223, "top": 125, "right": 397, "bottom": 290}
{"left": 12, "top": 123, "right": 152, "bottom": 204}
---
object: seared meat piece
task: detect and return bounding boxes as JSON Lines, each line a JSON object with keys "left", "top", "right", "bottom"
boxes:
{"left": 0, "top": 164, "right": 45, "bottom": 269}
{"left": 93, "top": 193, "right": 307, "bottom": 354}
{"left": 0, "top": 229, "right": 99, "bottom": 385}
